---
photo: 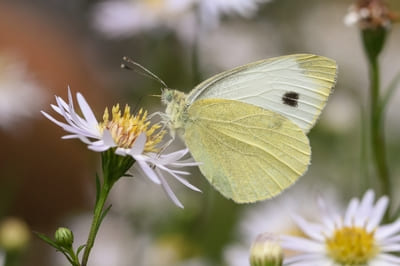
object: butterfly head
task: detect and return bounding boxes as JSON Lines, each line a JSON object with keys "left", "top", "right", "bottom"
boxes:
{"left": 161, "top": 88, "right": 174, "bottom": 105}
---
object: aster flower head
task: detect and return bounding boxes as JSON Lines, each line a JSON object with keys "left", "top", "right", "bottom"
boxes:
{"left": 282, "top": 189, "right": 400, "bottom": 266}
{"left": 344, "top": 0, "right": 398, "bottom": 29}
{"left": 42, "top": 87, "right": 200, "bottom": 207}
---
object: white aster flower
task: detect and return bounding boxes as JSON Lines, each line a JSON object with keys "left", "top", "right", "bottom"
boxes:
{"left": 282, "top": 189, "right": 400, "bottom": 266}
{"left": 224, "top": 185, "right": 339, "bottom": 266}
{"left": 0, "top": 53, "right": 47, "bottom": 131}
{"left": 41, "top": 88, "right": 200, "bottom": 207}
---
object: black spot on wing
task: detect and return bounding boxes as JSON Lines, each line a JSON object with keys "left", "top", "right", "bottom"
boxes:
{"left": 282, "top": 91, "right": 299, "bottom": 107}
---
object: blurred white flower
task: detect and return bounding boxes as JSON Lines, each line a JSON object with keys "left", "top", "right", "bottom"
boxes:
{"left": 198, "top": 0, "right": 271, "bottom": 28}
{"left": 52, "top": 213, "right": 208, "bottom": 266}
{"left": 282, "top": 190, "right": 400, "bottom": 266}
{"left": 0, "top": 53, "right": 46, "bottom": 131}
{"left": 42, "top": 88, "right": 200, "bottom": 208}
{"left": 223, "top": 185, "right": 339, "bottom": 266}
{"left": 91, "top": 0, "right": 271, "bottom": 40}
{"left": 92, "top": 0, "right": 196, "bottom": 40}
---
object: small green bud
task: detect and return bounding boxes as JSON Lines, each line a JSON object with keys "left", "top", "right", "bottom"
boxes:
{"left": 249, "top": 233, "right": 283, "bottom": 266}
{"left": 55, "top": 227, "right": 74, "bottom": 248}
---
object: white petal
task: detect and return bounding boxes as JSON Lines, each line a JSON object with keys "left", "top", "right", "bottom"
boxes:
{"left": 88, "top": 143, "right": 111, "bottom": 152}
{"left": 136, "top": 159, "right": 161, "bottom": 184}
{"left": 102, "top": 130, "right": 116, "bottom": 147}
{"left": 366, "top": 195, "right": 389, "bottom": 232}
{"left": 344, "top": 198, "right": 359, "bottom": 226}
{"left": 344, "top": 11, "right": 360, "bottom": 26}
{"left": 129, "top": 133, "right": 147, "bottom": 156}
{"left": 156, "top": 168, "right": 184, "bottom": 208}
{"left": 381, "top": 234, "right": 400, "bottom": 244}
{"left": 291, "top": 214, "right": 325, "bottom": 242}
{"left": 77, "top": 92, "right": 98, "bottom": 127}
{"left": 374, "top": 253, "right": 400, "bottom": 264}
{"left": 376, "top": 219, "right": 400, "bottom": 240}
{"left": 158, "top": 148, "right": 190, "bottom": 163}
{"left": 169, "top": 160, "right": 201, "bottom": 167}
{"left": 380, "top": 244, "right": 400, "bottom": 252}
{"left": 284, "top": 253, "right": 330, "bottom": 265}
{"left": 158, "top": 165, "right": 201, "bottom": 192}
{"left": 355, "top": 189, "right": 375, "bottom": 226}
{"left": 280, "top": 236, "right": 324, "bottom": 253}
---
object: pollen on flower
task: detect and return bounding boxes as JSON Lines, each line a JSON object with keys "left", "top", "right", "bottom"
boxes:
{"left": 326, "top": 226, "right": 379, "bottom": 265}
{"left": 99, "top": 104, "right": 165, "bottom": 152}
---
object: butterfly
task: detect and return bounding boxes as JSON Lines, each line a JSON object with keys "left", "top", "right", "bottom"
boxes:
{"left": 131, "top": 54, "right": 337, "bottom": 203}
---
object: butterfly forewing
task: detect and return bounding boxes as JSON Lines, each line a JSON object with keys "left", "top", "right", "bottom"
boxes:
{"left": 184, "top": 98, "right": 311, "bottom": 203}
{"left": 187, "top": 54, "right": 337, "bottom": 133}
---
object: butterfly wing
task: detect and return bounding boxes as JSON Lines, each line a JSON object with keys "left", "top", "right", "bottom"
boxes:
{"left": 184, "top": 98, "right": 311, "bottom": 203}
{"left": 187, "top": 54, "right": 337, "bottom": 133}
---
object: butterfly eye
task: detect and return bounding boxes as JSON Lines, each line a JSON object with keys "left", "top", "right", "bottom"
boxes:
{"left": 166, "top": 93, "right": 173, "bottom": 102}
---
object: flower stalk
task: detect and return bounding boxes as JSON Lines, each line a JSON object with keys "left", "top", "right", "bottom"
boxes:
{"left": 81, "top": 180, "right": 111, "bottom": 266}
{"left": 81, "top": 150, "right": 135, "bottom": 265}
{"left": 361, "top": 26, "right": 391, "bottom": 209}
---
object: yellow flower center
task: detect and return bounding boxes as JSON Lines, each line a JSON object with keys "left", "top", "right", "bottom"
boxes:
{"left": 98, "top": 104, "right": 164, "bottom": 152}
{"left": 326, "top": 226, "right": 378, "bottom": 265}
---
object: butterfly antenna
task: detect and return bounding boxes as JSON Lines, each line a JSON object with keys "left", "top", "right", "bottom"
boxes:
{"left": 121, "top": 56, "right": 168, "bottom": 89}
{"left": 132, "top": 95, "right": 144, "bottom": 114}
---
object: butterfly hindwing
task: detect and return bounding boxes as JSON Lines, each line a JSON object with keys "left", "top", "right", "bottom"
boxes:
{"left": 184, "top": 98, "right": 311, "bottom": 203}
{"left": 187, "top": 54, "right": 337, "bottom": 133}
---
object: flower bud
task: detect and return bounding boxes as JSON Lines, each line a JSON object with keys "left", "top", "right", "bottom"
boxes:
{"left": 0, "top": 217, "right": 30, "bottom": 252}
{"left": 249, "top": 233, "right": 283, "bottom": 266}
{"left": 54, "top": 227, "right": 74, "bottom": 248}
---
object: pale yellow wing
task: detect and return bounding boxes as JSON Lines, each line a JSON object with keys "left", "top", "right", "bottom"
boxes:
{"left": 187, "top": 54, "right": 337, "bottom": 133}
{"left": 184, "top": 98, "right": 311, "bottom": 203}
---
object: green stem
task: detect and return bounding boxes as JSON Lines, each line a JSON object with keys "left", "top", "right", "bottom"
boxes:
{"left": 360, "top": 105, "right": 370, "bottom": 193}
{"left": 369, "top": 58, "right": 391, "bottom": 199}
{"left": 68, "top": 248, "right": 81, "bottom": 266}
{"left": 81, "top": 183, "right": 111, "bottom": 266}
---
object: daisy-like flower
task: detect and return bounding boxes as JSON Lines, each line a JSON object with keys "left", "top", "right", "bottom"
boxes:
{"left": 282, "top": 189, "right": 400, "bottom": 266}
{"left": 344, "top": 0, "right": 398, "bottom": 29}
{"left": 41, "top": 88, "right": 200, "bottom": 208}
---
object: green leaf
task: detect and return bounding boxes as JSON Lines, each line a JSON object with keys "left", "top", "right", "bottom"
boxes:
{"left": 34, "top": 231, "right": 61, "bottom": 250}
{"left": 96, "top": 204, "right": 112, "bottom": 232}
{"left": 77, "top": 244, "right": 86, "bottom": 256}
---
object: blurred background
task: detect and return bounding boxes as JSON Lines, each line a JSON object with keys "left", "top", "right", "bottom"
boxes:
{"left": 0, "top": 0, "right": 400, "bottom": 265}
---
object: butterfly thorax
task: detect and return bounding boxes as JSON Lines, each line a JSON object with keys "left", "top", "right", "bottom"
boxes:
{"left": 161, "top": 89, "right": 189, "bottom": 137}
